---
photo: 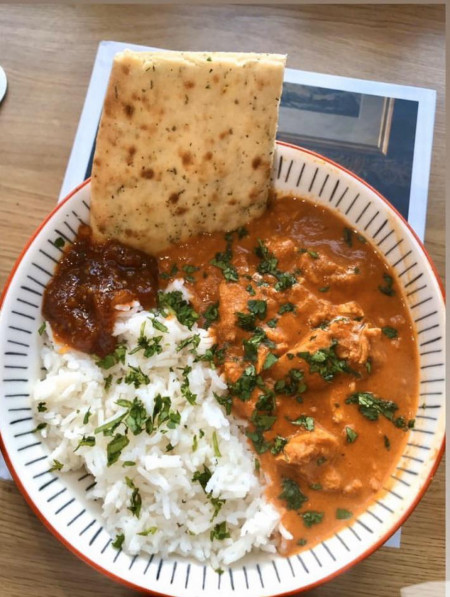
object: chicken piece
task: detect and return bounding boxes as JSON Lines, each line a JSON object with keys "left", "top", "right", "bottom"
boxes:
{"left": 277, "top": 426, "right": 344, "bottom": 491}
{"left": 299, "top": 252, "right": 360, "bottom": 287}
{"left": 278, "top": 426, "right": 339, "bottom": 467}
{"left": 265, "top": 237, "right": 298, "bottom": 271}
{"left": 308, "top": 300, "right": 364, "bottom": 328}
{"left": 217, "top": 281, "right": 249, "bottom": 342}
{"left": 343, "top": 479, "right": 363, "bottom": 495}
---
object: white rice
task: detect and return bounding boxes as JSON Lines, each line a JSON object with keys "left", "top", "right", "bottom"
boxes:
{"left": 32, "top": 282, "right": 281, "bottom": 567}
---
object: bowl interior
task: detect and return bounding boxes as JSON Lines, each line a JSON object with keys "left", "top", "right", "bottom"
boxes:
{"left": 0, "top": 142, "right": 445, "bottom": 597}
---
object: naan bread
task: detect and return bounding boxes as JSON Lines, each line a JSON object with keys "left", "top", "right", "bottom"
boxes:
{"left": 90, "top": 50, "right": 286, "bottom": 254}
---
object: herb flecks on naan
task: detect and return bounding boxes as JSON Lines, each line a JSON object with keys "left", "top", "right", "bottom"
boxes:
{"left": 90, "top": 50, "right": 286, "bottom": 254}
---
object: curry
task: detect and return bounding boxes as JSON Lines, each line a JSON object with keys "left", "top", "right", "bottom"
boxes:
{"left": 157, "top": 194, "right": 418, "bottom": 553}
{"left": 42, "top": 193, "right": 418, "bottom": 555}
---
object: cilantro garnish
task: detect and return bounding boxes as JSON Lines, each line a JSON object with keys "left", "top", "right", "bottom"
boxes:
{"left": 158, "top": 290, "right": 199, "bottom": 329}
{"left": 96, "top": 345, "right": 127, "bottom": 369}
{"left": 382, "top": 326, "right": 398, "bottom": 339}
{"left": 124, "top": 365, "right": 150, "bottom": 388}
{"left": 270, "top": 435, "right": 288, "bottom": 455}
{"left": 279, "top": 478, "right": 308, "bottom": 510}
{"left": 378, "top": 273, "right": 395, "bottom": 296}
{"left": 278, "top": 302, "right": 295, "bottom": 315}
{"left": 345, "top": 426, "right": 358, "bottom": 443}
{"left": 49, "top": 459, "right": 63, "bottom": 472}
{"left": 112, "top": 533, "right": 124, "bottom": 549}
{"left": 247, "top": 299, "right": 267, "bottom": 320}
{"left": 210, "top": 521, "right": 230, "bottom": 541}
{"left": 301, "top": 511, "right": 324, "bottom": 527}
{"left": 346, "top": 392, "right": 415, "bottom": 430}
{"left": 289, "top": 415, "right": 315, "bottom": 431}
{"left": 125, "top": 477, "right": 142, "bottom": 518}
{"left": 297, "top": 339, "right": 359, "bottom": 382}
{"left": 203, "top": 302, "right": 219, "bottom": 328}
{"left": 106, "top": 433, "right": 130, "bottom": 466}
{"left": 336, "top": 508, "right": 353, "bottom": 520}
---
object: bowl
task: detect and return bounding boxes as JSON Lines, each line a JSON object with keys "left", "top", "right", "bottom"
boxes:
{"left": 0, "top": 141, "right": 445, "bottom": 596}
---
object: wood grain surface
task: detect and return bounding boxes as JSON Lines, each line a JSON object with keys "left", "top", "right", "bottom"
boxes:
{"left": 0, "top": 4, "right": 445, "bottom": 597}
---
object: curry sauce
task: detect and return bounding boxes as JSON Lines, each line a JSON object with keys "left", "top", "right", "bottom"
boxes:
{"left": 157, "top": 195, "right": 418, "bottom": 554}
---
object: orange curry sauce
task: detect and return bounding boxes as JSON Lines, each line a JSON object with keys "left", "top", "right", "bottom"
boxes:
{"left": 157, "top": 195, "right": 418, "bottom": 554}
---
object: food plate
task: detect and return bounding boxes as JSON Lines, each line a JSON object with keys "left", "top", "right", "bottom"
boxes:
{"left": 0, "top": 142, "right": 444, "bottom": 596}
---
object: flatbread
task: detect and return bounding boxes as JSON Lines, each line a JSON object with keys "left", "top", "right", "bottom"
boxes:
{"left": 90, "top": 50, "right": 286, "bottom": 254}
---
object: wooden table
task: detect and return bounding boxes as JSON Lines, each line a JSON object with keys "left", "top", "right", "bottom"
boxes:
{"left": 0, "top": 5, "right": 445, "bottom": 597}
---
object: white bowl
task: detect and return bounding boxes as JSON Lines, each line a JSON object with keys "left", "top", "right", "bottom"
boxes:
{"left": 0, "top": 142, "right": 445, "bottom": 596}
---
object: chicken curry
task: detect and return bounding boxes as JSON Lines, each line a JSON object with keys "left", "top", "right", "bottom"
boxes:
{"left": 42, "top": 193, "right": 418, "bottom": 554}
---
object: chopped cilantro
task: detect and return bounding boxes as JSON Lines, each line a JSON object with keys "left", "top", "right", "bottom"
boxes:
{"left": 38, "top": 322, "right": 46, "bottom": 336}
{"left": 309, "top": 483, "right": 322, "bottom": 491}
{"left": 246, "top": 284, "right": 256, "bottom": 296}
{"left": 213, "top": 391, "right": 232, "bottom": 415}
{"left": 203, "top": 302, "right": 219, "bottom": 328}
{"left": 267, "top": 317, "right": 278, "bottom": 328}
{"left": 336, "top": 508, "right": 353, "bottom": 520}
{"left": 212, "top": 431, "right": 221, "bottom": 457}
{"left": 49, "top": 459, "right": 63, "bottom": 472}
{"left": 106, "top": 433, "right": 130, "bottom": 466}
{"left": 345, "top": 426, "right": 358, "bottom": 443}
{"left": 255, "top": 390, "right": 275, "bottom": 413}
{"left": 129, "top": 323, "right": 163, "bottom": 358}
{"left": 138, "top": 527, "right": 157, "bottom": 536}
{"left": 152, "top": 319, "right": 169, "bottom": 333}
{"left": 289, "top": 415, "right": 315, "bottom": 431}
{"left": 279, "top": 478, "right": 308, "bottom": 510}
{"left": 104, "top": 374, "right": 113, "bottom": 390}
{"left": 274, "top": 368, "right": 307, "bottom": 397}
{"left": 250, "top": 411, "right": 277, "bottom": 431}
{"left": 83, "top": 408, "right": 92, "bottom": 425}
{"left": 382, "top": 326, "right": 398, "bottom": 339}
{"left": 236, "top": 311, "right": 256, "bottom": 331}
{"left": 160, "top": 263, "right": 178, "bottom": 280}
{"left": 301, "top": 511, "right": 324, "bottom": 527}
{"left": 318, "top": 286, "right": 330, "bottom": 293}
{"left": 346, "top": 392, "right": 414, "bottom": 430}
{"left": 124, "top": 365, "right": 150, "bottom": 388}
{"left": 122, "top": 461, "right": 136, "bottom": 467}
{"left": 37, "top": 401, "right": 47, "bottom": 412}
{"left": 181, "top": 366, "right": 196, "bottom": 404}
{"left": 210, "top": 521, "right": 230, "bottom": 541}
{"left": 297, "top": 339, "right": 359, "bottom": 382}
{"left": 297, "top": 538, "right": 308, "bottom": 546}
{"left": 275, "top": 272, "right": 296, "bottom": 291}
{"left": 248, "top": 299, "right": 267, "bottom": 320}
{"left": 54, "top": 237, "right": 65, "bottom": 248}
{"left": 112, "top": 533, "right": 124, "bottom": 549}
{"left": 278, "top": 302, "right": 295, "bottom": 314}
{"left": 192, "top": 465, "right": 212, "bottom": 491}
{"left": 378, "top": 273, "right": 395, "bottom": 296}
{"left": 177, "top": 334, "right": 201, "bottom": 352}
{"left": 262, "top": 352, "right": 278, "bottom": 370}
{"left": 270, "top": 435, "right": 288, "bottom": 455}
{"left": 96, "top": 344, "right": 127, "bottom": 369}
{"left": 125, "top": 477, "right": 142, "bottom": 518}
{"left": 384, "top": 435, "right": 391, "bottom": 450}
{"left": 74, "top": 435, "right": 95, "bottom": 452}
{"left": 246, "top": 429, "right": 271, "bottom": 454}
{"left": 210, "top": 243, "right": 238, "bottom": 282}
{"left": 228, "top": 365, "right": 260, "bottom": 401}
{"left": 158, "top": 290, "right": 199, "bottom": 329}
{"left": 192, "top": 435, "right": 198, "bottom": 452}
